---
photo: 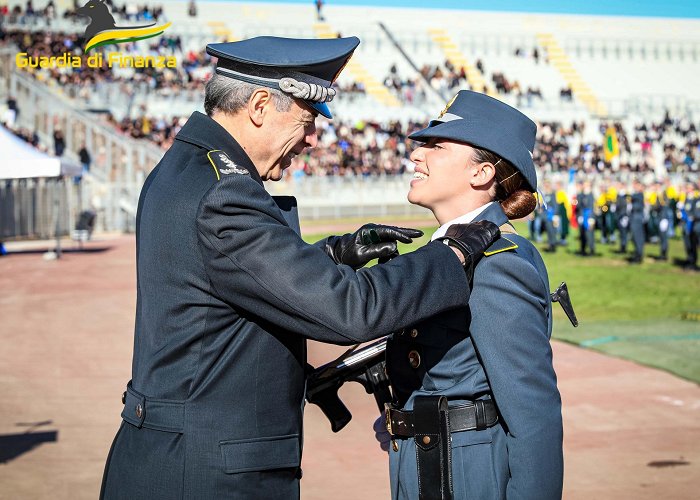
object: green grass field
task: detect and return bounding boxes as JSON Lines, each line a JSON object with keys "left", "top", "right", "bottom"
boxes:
{"left": 304, "top": 220, "right": 700, "bottom": 383}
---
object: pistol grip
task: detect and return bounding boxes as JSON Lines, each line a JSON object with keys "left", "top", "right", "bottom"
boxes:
{"left": 309, "top": 389, "right": 353, "bottom": 433}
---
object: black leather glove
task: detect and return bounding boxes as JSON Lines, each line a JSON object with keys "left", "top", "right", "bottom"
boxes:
{"left": 322, "top": 224, "right": 424, "bottom": 269}
{"left": 435, "top": 220, "right": 500, "bottom": 280}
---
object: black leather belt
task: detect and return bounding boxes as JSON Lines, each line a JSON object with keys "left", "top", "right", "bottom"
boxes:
{"left": 386, "top": 399, "right": 498, "bottom": 438}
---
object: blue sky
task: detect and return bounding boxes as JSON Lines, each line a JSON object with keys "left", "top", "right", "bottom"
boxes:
{"left": 233, "top": 1, "right": 700, "bottom": 19}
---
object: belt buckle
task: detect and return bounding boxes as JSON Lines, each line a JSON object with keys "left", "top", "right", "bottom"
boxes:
{"left": 384, "top": 402, "right": 394, "bottom": 436}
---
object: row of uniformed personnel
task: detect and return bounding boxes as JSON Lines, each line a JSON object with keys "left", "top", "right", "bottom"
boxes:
{"left": 532, "top": 179, "right": 700, "bottom": 267}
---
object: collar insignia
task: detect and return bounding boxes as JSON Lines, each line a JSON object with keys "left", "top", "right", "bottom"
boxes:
{"left": 207, "top": 150, "right": 249, "bottom": 179}
{"left": 217, "top": 152, "right": 248, "bottom": 175}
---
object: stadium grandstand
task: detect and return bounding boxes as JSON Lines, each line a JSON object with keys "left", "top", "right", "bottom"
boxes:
{"left": 1, "top": 0, "right": 699, "bottom": 238}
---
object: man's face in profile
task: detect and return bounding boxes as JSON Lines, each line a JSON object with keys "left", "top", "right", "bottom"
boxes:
{"left": 262, "top": 100, "right": 319, "bottom": 181}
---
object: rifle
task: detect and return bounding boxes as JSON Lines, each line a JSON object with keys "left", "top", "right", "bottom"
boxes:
{"left": 307, "top": 284, "right": 577, "bottom": 432}
{"left": 305, "top": 337, "right": 393, "bottom": 432}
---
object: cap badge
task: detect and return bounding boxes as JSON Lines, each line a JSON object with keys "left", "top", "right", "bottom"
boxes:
{"left": 438, "top": 94, "right": 458, "bottom": 119}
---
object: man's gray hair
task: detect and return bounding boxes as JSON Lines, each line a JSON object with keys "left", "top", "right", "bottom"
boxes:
{"left": 204, "top": 73, "right": 294, "bottom": 116}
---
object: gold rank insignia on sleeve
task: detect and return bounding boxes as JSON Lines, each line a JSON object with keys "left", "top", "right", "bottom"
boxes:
{"left": 207, "top": 150, "right": 249, "bottom": 180}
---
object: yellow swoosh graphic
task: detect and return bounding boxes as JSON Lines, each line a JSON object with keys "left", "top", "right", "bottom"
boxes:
{"left": 86, "top": 22, "right": 172, "bottom": 50}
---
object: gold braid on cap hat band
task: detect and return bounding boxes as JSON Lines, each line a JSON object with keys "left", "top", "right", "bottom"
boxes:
{"left": 279, "top": 77, "right": 336, "bottom": 103}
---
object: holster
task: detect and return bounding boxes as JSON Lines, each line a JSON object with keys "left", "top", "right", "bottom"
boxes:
{"left": 413, "top": 396, "right": 453, "bottom": 500}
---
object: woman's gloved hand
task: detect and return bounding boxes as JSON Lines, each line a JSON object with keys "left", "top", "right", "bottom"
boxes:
{"left": 373, "top": 413, "right": 391, "bottom": 453}
{"left": 435, "top": 220, "right": 501, "bottom": 280}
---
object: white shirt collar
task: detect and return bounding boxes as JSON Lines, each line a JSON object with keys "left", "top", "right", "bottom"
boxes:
{"left": 431, "top": 202, "right": 494, "bottom": 241}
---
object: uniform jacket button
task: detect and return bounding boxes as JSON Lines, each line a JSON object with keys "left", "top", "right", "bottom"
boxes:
{"left": 135, "top": 403, "right": 143, "bottom": 419}
{"left": 408, "top": 350, "right": 421, "bottom": 369}
{"left": 410, "top": 328, "right": 419, "bottom": 338}
{"left": 121, "top": 391, "right": 126, "bottom": 404}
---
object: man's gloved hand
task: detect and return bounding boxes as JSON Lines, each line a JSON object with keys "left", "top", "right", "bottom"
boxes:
{"left": 435, "top": 220, "right": 500, "bottom": 280}
{"left": 373, "top": 414, "right": 391, "bottom": 453}
{"left": 323, "top": 224, "right": 423, "bottom": 269}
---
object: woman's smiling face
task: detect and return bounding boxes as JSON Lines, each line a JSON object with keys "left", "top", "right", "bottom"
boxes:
{"left": 407, "top": 138, "right": 477, "bottom": 211}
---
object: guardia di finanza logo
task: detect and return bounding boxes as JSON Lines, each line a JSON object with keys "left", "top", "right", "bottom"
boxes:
{"left": 76, "top": 0, "right": 171, "bottom": 53}
{"left": 15, "top": 0, "right": 175, "bottom": 69}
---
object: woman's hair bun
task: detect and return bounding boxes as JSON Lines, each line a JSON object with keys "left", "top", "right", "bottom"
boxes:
{"left": 501, "top": 189, "right": 537, "bottom": 220}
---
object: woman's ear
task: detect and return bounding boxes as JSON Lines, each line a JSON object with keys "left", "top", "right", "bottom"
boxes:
{"left": 471, "top": 162, "right": 496, "bottom": 187}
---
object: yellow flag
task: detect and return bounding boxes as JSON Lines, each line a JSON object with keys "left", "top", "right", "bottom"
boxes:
{"left": 597, "top": 193, "right": 607, "bottom": 208}
{"left": 666, "top": 185, "right": 678, "bottom": 200}
{"left": 556, "top": 190, "right": 573, "bottom": 220}
{"left": 604, "top": 126, "right": 619, "bottom": 162}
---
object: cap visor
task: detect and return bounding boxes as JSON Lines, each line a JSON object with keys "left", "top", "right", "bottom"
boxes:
{"left": 308, "top": 101, "right": 332, "bottom": 119}
{"left": 408, "top": 119, "right": 466, "bottom": 143}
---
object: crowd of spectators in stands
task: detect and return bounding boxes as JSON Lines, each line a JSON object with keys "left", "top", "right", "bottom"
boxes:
{"left": 383, "top": 62, "right": 471, "bottom": 103}
{"left": 382, "top": 57, "right": 550, "bottom": 108}
{"left": 0, "top": 0, "right": 165, "bottom": 25}
{"left": 287, "top": 119, "right": 423, "bottom": 178}
{"left": 282, "top": 114, "right": 698, "bottom": 179}
{"left": 3, "top": 6, "right": 696, "bottom": 180}
{"left": 3, "top": 96, "right": 43, "bottom": 150}
{"left": 0, "top": 25, "right": 208, "bottom": 103}
{"left": 1, "top": 15, "right": 575, "bottom": 118}
{"left": 5, "top": 75, "right": 697, "bottom": 180}
{"left": 106, "top": 110, "right": 185, "bottom": 148}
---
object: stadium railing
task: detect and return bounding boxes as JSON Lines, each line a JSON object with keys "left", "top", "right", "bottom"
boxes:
{"left": 0, "top": 47, "right": 12, "bottom": 98}
{"left": 6, "top": 69, "right": 162, "bottom": 233}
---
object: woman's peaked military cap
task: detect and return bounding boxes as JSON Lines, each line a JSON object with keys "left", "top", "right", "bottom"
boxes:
{"left": 409, "top": 90, "right": 538, "bottom": 192}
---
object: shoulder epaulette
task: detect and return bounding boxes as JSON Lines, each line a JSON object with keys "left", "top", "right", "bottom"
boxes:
{"left": 484, "top": 236, "right": 518, "bottom": 256}
{"left": 207, "top": 149, "right": 250, "bottom": 180}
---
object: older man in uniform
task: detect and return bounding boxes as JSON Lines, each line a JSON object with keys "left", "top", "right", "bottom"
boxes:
{"left": 100, "top": 36, "right": 498, "bottom": 500}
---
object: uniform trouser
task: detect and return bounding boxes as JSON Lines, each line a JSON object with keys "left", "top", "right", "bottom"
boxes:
{"left": 659, "top": 232, "right": 669, "bottom": 257}
{"left": 530, "top": 217, "right": 542, "bottom": 242}
{"left": 619, "top": 225, "right": 628, "bottom": 252}
{"left": 690, "top": 230, "right": 700, "bottom": 266}
{"left": 631, "top": 217, "right": 645, "bottom": 260}
{"left": 389, "top": 423, "right": 509, "bottom": 500}
{"left": 579, "top": 228, "right": 594, "bottom": 254}
{"left": 599, "top": 216, "right": 609, "bottom": 242}
{"left": 606, "top": 214, "right": 617, "bottom": 242}
{"left": 545, "top": 221, "right": 557, "bottom": 248}
{"left": 619, "top": 227, "right": 628, "bottom": 251}
{"left": 559, "top": 211, "right": 569, "bottom": 241}
{"left": 101, "top": 422, "right": 300, "bottom": 500}
{"left": 659, "top": 218, "right": 669, "bottom": 257}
